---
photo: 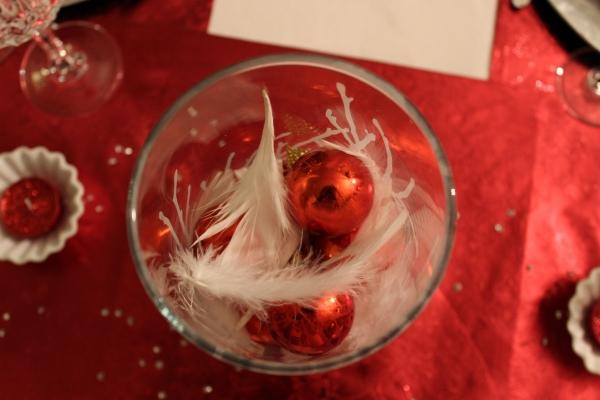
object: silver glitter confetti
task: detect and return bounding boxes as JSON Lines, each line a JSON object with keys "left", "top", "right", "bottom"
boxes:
{"left": 127, "top": 316, "right": 135, "bottom": 326}
{"left": 138, "top": 359, "right": 146, "bottom": 368}
{"left": 555, "top": 310, "right": 563, "bottom": 320}
{"left": 203, "top": 385, "right": 213, "bottom": 394}
{"left": 95, "top": 205, "right": 104, "bottom": 214}
{"left": 209, "top": 119, "right": 218, "bottom": 127}
{"left": 450, "top": 188, "right": 456, "bottom": 196}
{"left": 190, "top": 128, "right": 198, "bottom": 137}
{"left": 124, "top": 147, "right": 133, "bottom": 156}
{"left": 107, "top": 157, "right": 117, "bottom": 166}
{"left": 96, "top": 371, "right": 106, "bottom": 382}
{"left": 115, "top": 145, "right": 123, "bottom": 153}
{"left": 542, "top": 337, "right": 549, "bottom": 347}
{"left": 452, "top": 282, "right": 463, "bottom": 293}
{"left": 3, "top": 312, "right": 10, "bottom": 321}
{"left": 0, "top": 329, "right": 5, "bottom": 338}
{"left": 37, "top": 306, "right": 45, "bottom": 315}
{"left": 114, "top": 309, "right": 123, "bottom": 318}
{"left": 506, "top": 208, "right": 516, "bottom": 217}
{"left": 100, "top": 308, "right": 110, "bottom": 317}
{"left": 153, "top": 346, "right": 161, "bottom": 354}
{"left": 187, "top": 106, "right": 198, "bottom": 117}
{"left": 494, "top": 223, "right": 503, "bottom": 233}
{"left": 155, "top": 360, "right": 164, "bottom": 370}
{"left": 179, "top": 339, "right": 188, "bottom": 347}
{"left": 86, "top": 194, "right": 95, "bottom": 202}
{"left": 534, "top": 80, "right": 554, "bottom": 93}
{"left": 218, "top": 140, "right": 226, "bottom": 148}
{"left": 157, "top": 391, "right": 167, "bottom": 399}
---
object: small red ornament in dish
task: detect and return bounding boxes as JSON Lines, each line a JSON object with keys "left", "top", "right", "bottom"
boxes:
{"left": 0, "top": 147, "right": 84, "bottom": 265}
{"left": 0, "top": 178, "right": 62, "bottom": 238}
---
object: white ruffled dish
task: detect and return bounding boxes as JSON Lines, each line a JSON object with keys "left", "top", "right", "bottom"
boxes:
{"left": 567, "top": 267, "right": 600, "bottom": 375}
{"left": 0, "top": 147, "right": 84, "bottom": 265}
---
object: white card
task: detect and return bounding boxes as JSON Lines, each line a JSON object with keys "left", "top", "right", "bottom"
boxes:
{"left": 208, "top": 0, "right": 498, "bottom": 80}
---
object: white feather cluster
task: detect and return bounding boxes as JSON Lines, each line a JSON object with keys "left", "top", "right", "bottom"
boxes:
{"left": 152, "top": 83, "right": 438, "bottom": 355}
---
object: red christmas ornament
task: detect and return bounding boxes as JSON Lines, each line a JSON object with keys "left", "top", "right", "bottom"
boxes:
{"left": 589, "top": 298, "right": 600, "bottom": 346}
{"left": 268, "top": 293, "right": 354, "bottom": 355}
{"left": 308, "top": 233, "right": 354, "bottom": 261}
{"left": 286, "top": 149, "right": 374, "bottom": 236}
{"left": 0, "top": 178, "right": 62, "bottom": 238}
{"left": 245, "top": 314, "right": 274, "bottom": 345}
{"left": 194, "top": 209, "right": 239, "bottom": 254}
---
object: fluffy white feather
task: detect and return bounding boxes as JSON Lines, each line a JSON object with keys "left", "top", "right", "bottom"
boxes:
{"left": 195, "top": 90, "right": 299, "bottom": 268}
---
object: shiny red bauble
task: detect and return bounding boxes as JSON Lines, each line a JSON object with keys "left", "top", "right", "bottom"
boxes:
{"left": 589, "top": 299, "right": 600, "bottom": 346}
{"left": 194, "top": 209, "right": 238, "bottom": 254}
{"left": 0, "top": 178, "right": 62, "bottom": 238}
{"left": 268, "top": 293, "right": 354, "bottom": 355}
{"left": 245, "top": 314, "right": 274, "bottom": 345}
{"left": 308, "top": 233, "right": 354, "bottom": 261}
{"left": 286, "top": 149, "right": 373, "bottom": 236}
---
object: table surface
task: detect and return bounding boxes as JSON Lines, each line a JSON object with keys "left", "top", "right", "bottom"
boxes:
{"left": 1, "top": 1, "right": 599, "bottom": 399}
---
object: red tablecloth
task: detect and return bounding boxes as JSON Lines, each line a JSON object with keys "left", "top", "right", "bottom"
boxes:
{"left": 1, "top": 1, "right": 599, "bottom": 399}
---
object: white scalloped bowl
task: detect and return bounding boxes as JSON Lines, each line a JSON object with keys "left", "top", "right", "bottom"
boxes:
{"left": 0, "top": 147, "right": 84, "bottom": 265}
{"left": 567, "top": 267, "right": 600, "bottom": 375}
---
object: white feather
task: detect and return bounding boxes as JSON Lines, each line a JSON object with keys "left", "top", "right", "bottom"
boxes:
{"left": 196, "top": 90, "right": 299, "bottom": 267}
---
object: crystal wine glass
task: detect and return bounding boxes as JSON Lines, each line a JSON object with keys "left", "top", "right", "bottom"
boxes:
{"left": 556, "top": 48, "right": 600, "bottom": 126}
{"left": 0, "top": 0, "right": 123, "bottom": 116}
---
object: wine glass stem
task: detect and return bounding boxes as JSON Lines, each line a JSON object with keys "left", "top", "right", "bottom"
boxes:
{"left": 32, "top": 27, "right": 87, "bottom": 83}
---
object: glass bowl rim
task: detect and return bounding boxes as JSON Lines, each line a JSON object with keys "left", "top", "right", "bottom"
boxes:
{"left": 126, "top": 53, "right": 457, "bottom": 375}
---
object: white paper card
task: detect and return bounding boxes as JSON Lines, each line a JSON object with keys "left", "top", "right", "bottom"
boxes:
{"left": 208, "top": 0, "right": 498, "bottom": 80}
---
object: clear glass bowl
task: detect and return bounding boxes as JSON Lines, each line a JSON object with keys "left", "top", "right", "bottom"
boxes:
{"left": 127, "top": 54, "right": 456, "bottom": 375}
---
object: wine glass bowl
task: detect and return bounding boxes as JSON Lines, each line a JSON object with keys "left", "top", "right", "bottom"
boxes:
{"left": 127, "top": 54, "right": 456, "bottom": 374}
{"left": 19, "top": 21, "right": 123, "bottom": 116}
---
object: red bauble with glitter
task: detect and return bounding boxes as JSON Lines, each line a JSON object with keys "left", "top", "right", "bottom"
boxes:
{"left": 589, "top": 298, "right": 600, "bottom": 346}
{"left": 194, "top": 210, "right": 239, "bottom": 254}
{"left": 245, "top": 314, "right": 274, "bottom": 345}
{"left": 268, "top": 293, "right": 354, "bottom": 355}
{"left": 286, "top": 149, "right": 374, "bottom": 236}
{"left": 0, "top": 178, "right": 62, "bottom": 238}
